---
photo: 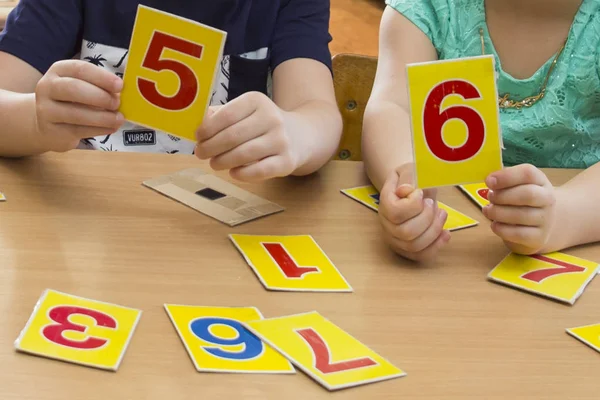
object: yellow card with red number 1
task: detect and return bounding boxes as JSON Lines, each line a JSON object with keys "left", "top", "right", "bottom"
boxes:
{"left": 14, "top": 289, "right": 142, "bottom": 371}
{"left": 567, "top": 323, "right": 600, "bottom": 354}
{"left": 488, "top": 252, "right": 600, "bottom": 305}
{"left": 120, "top": 5, "right": 226, "bottom": 141}
{"left": 164, "top": 305, "right": 295, "bottom": 374}
{"left": 407, "top": 55, "right": 503, "bottom": 189}
{"left": 229, "top": 234, "right": 352, "bottom": 292}
{"left": 341, "top": 185, "right": 478, "bottom": 231}
{"left": 245, "top": 311, "right": 405, "bottom": 391}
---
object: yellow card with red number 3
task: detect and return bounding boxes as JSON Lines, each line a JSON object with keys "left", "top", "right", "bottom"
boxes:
{"left": 14, "top": 289, "right": 142, "bottom": 371}
{"left": 164, "top": 305, "right": 295, "bottom": 374}
{"left": 245, "top": 311, "right": 406, "bottom": 391}
{"left": 407, "top": 55, "right": 503, "bottom": 189}
{"left": 567, "top": 323, "right": 600, "bottom": 354}
{"left": 229, "top": 234, "right": 352, "bottom": 292}
{"left": 120, "top": 5, "right": 227, "bottom": 141}
{"left": 488, "top": 252, "right": 600, "bottom": 304}
{"left": 341, "top": 185, "right": 478, "bottom": 231}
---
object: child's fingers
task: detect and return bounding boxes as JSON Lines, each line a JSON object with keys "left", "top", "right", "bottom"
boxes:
{"left": 229, "top": 155, "right": 292, "bottom": 182}
{"left": 196, "top": 114, "right": 267, "bottom": 160}
{"left": 410, "top": 230, "right": 451, "bottom": 263}
{"left": 489, "top": 184, "right": 553, "bottom": 207}
{"left": 44, "top": 101, "right": 124, "bottom": 131}
{"left": 198, "top": 96, "right": 259, "bottom": 142}
{"left": 388, "top": 198, "right": 437, "bottom": 241}
{"left": 52, "top": 60, "right": 123, "bottom": 93}
{"left": 401, "top": 207, "right": 448, "bottom": 253}
{"left": 380, "top": 188, "right": 424, "bottom": 225}
{"left": 491, "top": 222, "right": 543, "bottom": 246}
{"left": 50, "top": 77, "right": 120, "bottom": 110}
{"left": 209, "top": 135, "right": 274, "bottom": 171}
{"left": 483, "top": 204, "right": 545, "bottom": 227}
{"left": 486, "top": 164, "right": 548, "bottom": 190}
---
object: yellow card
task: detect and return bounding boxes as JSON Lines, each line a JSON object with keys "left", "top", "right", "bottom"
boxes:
{"left": 566, "top": 323, "right": 600, "bottom": 353}
{"left": 120, "top": 5, "right": 226, "bottom": 141}
{"left": 458, "top": 183, "right": 490, "bottom": 208}
{"left": 245, "top": 311, "right": 406, "bottom": 391}
{"left": 0, "top": 192, "right": 5, "bottom": 201}
{"left": 229, "top": 234, "right": 352, "bottom": 292}
{"left": 407, "top": 55, "right": 503, "bottom": 189}
{"left": 341, "top": 185, "right": 478, "bottom": 231}
{"left": 164, "top": 305, "right": 295, "bottom": 374}
{"left": 14, "top": 289, "right": 142, "bottom": 371}
{"left": 488, "top": 253, "right": 600, "bottom": 305}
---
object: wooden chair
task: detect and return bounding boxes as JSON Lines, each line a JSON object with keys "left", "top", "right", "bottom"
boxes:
{"left": 332, "top": 53, "right": 378, "bottom": 161}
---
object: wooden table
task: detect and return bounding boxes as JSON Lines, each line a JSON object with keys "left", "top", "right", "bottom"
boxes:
{"left": 0, "top": 1, "right": 17, "bottom": 29}
{"left": 0, "top": 150, "right": 598, "bottom": 399}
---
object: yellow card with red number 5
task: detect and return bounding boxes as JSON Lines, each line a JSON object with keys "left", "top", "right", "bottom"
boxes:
{"left": 407, "top": 55, "right": 503, "bottom": 189}
{"left": 164, "top": 305, "right": 295, "bottom": 374}
{"left": 14, "top": 289, "right": 142, "bottom": 371}
{"left": 488, "top": 252, "right": 600, "bottom": 304}
{"left": 245, "top": 311, "right": 406, "bottom": 391}
{"left": 120, "top": 5, "right": 227, "bottom": 141}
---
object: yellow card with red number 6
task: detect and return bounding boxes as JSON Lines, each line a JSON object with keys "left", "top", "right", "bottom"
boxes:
{"left": 245, "top": 311, "right": 405, "bottom": 391}
{"left": 120, "top": 5, "right": 227, "bottom": 141}
{"left": 341, "top": 185, "right": 478, "bottom": 231}
{"left": 14, "top": 289, "right": 142, "bottom": 371}
{"left": 567, "top": 323, "right": 600, "bottom": 353}
{"left": 229, "top": 234, "right": 352, "bottom": 292}
{"left": 488, "top": 252, "right": 600, "bottom": 304}
{"left": 407, "top": 55, "right": 503, "bottom": 189}
{"left": 164, "top": 305, "right": 295, "bottom": 374}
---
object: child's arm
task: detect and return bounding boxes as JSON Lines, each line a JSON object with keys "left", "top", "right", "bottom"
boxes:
{"left": 0, "top": 52, "right": 124, "bottom": 157}
{"left": 196, "top": 58, "right": 341, "bottom": 182}
{"left": 362, "top": 7, "right": 450, "bottom": 262}
{"left": 484, "top": 163, "right": 600, "bottom": 255}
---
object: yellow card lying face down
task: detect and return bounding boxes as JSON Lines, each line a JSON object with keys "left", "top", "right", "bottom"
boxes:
{"left": 14, "top": 290, "right": 141, "bottom": 371}
{"left": 341, "top": 185, "right": 478, "bottom": 231}
{"left": 488, "top": 253, "right": 600, "bottom": 305}
{"left": 458, "top": 183, "right": 490, "bottom": 208}
{"left": 566, "top": 323, "right": 600, "bottom": 354}
{"left": 120, "top": 5, "right": 227, "bottom": 142}
{"left": 245, "top": 311, "right": 406, "bottom": 391}
{"left": 407, "top": 55, "right": 503, "bottom": 189}
{"left": 229, "top": 234, "right": 352, "bottom": 292}
{"left": 164, "top": 305, "right": 295, "bottom": 374}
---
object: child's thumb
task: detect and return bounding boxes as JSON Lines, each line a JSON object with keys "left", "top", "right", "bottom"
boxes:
{"left": 395, "top": 183, "right": 414, "bottom": 199}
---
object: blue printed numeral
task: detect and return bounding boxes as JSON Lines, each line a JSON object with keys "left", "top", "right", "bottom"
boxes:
{"left": 190, "top": 317, "right": 263, "bottom": 360}
{"left": 370, "top": 193, "right": 380, "bottom": 205}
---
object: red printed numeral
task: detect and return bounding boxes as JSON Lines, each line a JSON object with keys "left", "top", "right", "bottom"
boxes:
{"left": 477, "top": 188, "right": 489, "bottom": 201}
{"left": 42, "top": 306, "right": 117, "bottom": 349}
{"left": 296, "top": 328, "right": 377, "bottom": 374}
{"left": 521, "top": 255, "right": 586, "bottom": 283}
{"left": 423, "top": 80, "right": 485, "bottom": 162}
{"left": 138, "top": 31, "right": 203, "bottom": 111}
{"left": 263, "top": 243, "right": 319, "bottom": 279}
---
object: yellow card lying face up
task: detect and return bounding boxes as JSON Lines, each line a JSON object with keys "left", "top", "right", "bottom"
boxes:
{"left": 245, "top": 311, "right": 406, "bottom": 391}
{"left": 120, "top": 5, "right": 227, "bottom": 141}
{"left": 488, "top": 253, "right": 600, "bottom": 305}
{"left": 229, "top": 234, "right": 352, "bottom": 292}
{"left": 164, "top": 305, "right": 295, "bottom": 374}
{"left": 14, "top": 289, "right": 142, "bottom": 371}
{"left": 407, "top": 55, "right": 503, "bottom": 189}
{"left": 341, "top": 185, "right": 478, "bottom": 232}
{"left": 458, "top": 183, "right": 490, "bottom": 208}
{"left": 566, "top": 323, "right": 600, "bottom": 354}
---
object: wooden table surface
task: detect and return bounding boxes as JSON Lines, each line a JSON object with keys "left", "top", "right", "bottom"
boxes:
{"left": 0, "top": 150, "right": 598, "bottom": 399}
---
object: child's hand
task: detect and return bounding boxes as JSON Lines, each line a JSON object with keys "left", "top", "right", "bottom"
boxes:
{"left": 483, "top": 164, "right": 558, "bottom": 255}
{"left": 195, "top": 92, "right": 297, "bottom": 182}
{"left": 35, "top": 60, "right": 124, "bottom": 152}
{"left": 379, "top": 166, "right": 450, "bottom": 262}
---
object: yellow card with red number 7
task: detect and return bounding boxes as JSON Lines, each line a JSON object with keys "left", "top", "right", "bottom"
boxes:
{"left": 245, "top": 311, "right": 406, "bottom": 391}
{"left": 407, "top": 55, "right": 503, "bottom": 189}
{"left": 566, "top": 323, "right": 600, "bottom": 354}
{"left": 164, "top": 305, "right": 295, "bottom": 374}
{"left": 14, "top": 289, "right": 142, "bottom": 371}
{"left": 488, "top": 252, "right": 600, "bottom": 304}
{"left": 120, "top": 5, "right": 227, "bottom": 141}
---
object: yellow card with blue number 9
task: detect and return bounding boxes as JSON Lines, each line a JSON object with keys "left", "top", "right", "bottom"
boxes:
{"left": 567, "top": 323, "right": 600, "bottom": 353}
{"left": 164, "top": 305, "right": 295, "bottom": 374}
{"left": 407, "top": 55, "right": 503, "bottom": 189}
{"left": 14, "top": 289, "right": 141, "bottom": 371}
{"left": 120, "top": 5, "right": 227, "bottom": 141}
{"left": 488, "top": 252, "right": 600, "bottom": 304}
{"left": 245, "top": 311, "right": 406, "bottom": 391}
